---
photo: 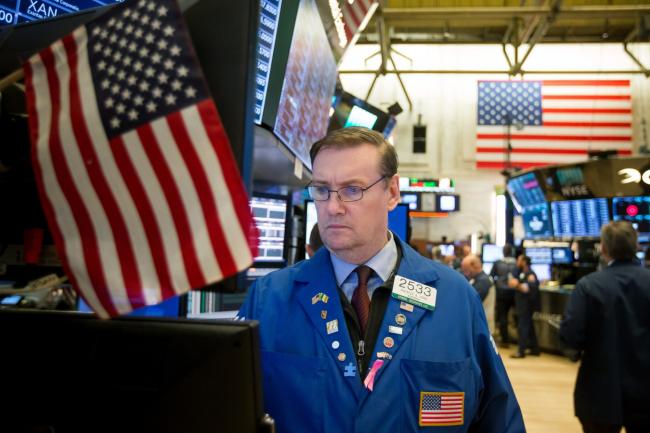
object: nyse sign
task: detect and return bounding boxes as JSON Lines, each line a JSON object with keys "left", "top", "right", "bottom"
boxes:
{"left": 618, "top": 168, "right": 650, "bottom": 185}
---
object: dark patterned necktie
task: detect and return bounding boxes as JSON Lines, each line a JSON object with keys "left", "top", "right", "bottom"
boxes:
{"left": 351, "top": 265, "right": 373, "bottom": 336}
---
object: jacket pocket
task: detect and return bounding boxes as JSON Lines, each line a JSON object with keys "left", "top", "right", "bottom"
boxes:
{"left": 262, "top": 350, "right": 326, "bottom": 433}
{"left": 400, "top": 358, "right": 479, "bottom": 432}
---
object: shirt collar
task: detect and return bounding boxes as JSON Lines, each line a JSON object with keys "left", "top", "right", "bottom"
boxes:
{"left": 330, "top": 231, "right": 398, "bottom": 286}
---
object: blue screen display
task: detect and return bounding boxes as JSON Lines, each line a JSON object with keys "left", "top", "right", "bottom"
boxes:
{"left": 388, "top": 204, "right": 409, "bottom": 241}
{"left": 507, "top": 172, "right": 546, "bottom": 210}
{"left": 552, "top": 247, "right": 574, "bottom": 264}
{"left": 522, "top": 203, "right": 552, "bottom": 239}
{"left": 612, "top": 196, "right": 650, "bottom": 243}
{"left": 0, "top": 0, "right": 122, "bottom": 26}
{"left": 526, "top": 247, "right": 552, "bottom": 264}
{"left": 79, "top": 295, "right": 180, "bottom": 317}
{"left": 551, "top": 198, "right": 609, "bottom": 238}
{"left": 344, "top": 105, "right": 378, "bottom": 129}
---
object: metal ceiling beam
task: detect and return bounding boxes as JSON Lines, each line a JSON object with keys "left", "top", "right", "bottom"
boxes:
{"left": 383, "top": 5, "right": 650, "bottom": 21}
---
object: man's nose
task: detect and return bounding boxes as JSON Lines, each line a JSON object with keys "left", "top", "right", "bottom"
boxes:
{"left": 324, "top": 192, "right": 345, "bottom": 214}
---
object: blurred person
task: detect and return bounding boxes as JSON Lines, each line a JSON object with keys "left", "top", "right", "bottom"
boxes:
{"left": 453, "top": 244, "right": 471, "bottom": 270}
{"left": 560, "top": 221, "right": 650, "bottom": 433}
{"left": 306, "top": 223, "right": 324, "bottom": 258}
{"left": 430, "top": 246, "right": 444, "bottom": 263}
{"left": 461, "top": 254, "right": 495, "bottom": 334}
{"left": 489, "top": 244, "right": 519, "bottom": 347}
{"left": 508, "top": 255, "right": 540, "bottom": 358}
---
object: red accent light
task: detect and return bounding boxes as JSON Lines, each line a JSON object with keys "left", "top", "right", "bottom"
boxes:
{"left": 626, "top": 204, "right": 639, "bottom": 217}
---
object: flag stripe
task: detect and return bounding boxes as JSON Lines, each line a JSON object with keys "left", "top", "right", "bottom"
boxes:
{"left": 137, "top": 124, "right": 204, "bottom": 289}
{"left": 541, "top": 100, "right": 630, "bottom": 109}
{"left": 477, "top": 147, "right": 633, "bottom": 155}
{"left": 542, "top": 94, "right": 630, "bottom": 100}
{"left": 38, "top": 45, "right": 120, "bottom": 316}
{"left": 121, "top": 130, "right": 191, "bottom": 294}
{"left": 542, "top": 79, "right": 630, "bottom": 86}
{"left": 477, "top": 133, "right": 631, "bottom": 141}
{"left": 56, "top": 38, "right": 133, "bottom": 314}
{"left": 25, "top": 57, "right": 111, "bottom": 318}
{"left": 543, "top": 107, "right": 631, "bottom": 114}
{"left": 476, "top": 126, "right": 631, "bottom": 136}
{"left": 63, "top": 34, "right": 146, "bottom": 308}
{"left": 167, "top": 110, "right": 235, "bottom": 278}
{"left": 192, "top": 102, "right": 256, "bottom": 268}
{"left": 72, "top": 27, "right": 162, "bottom": 306}
{"left": 111, "top": 135, "right": 177, "bottom": 299}
{"left": 542, "top": 121, "right": 631, "bottom": 128}
{"left": 151, "top": 117, "right": 221, "bottom": 283}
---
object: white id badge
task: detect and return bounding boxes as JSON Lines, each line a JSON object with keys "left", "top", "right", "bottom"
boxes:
{"left": 391, "top": 275, "right": 437, "bottom": 310}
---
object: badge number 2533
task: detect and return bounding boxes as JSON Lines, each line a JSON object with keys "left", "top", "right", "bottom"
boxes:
{"left": 391, "top": 275, "right": 437, "bottom": 311}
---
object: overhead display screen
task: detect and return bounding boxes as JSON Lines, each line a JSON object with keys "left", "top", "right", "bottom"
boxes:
{"left": 612, "top": 196, "right": 650, "bottom": 243}
{"left": 526, "top": 247, "right": 552, "bottom": 264}
{"left": 273, "top": 0, "right": 337, "bottom": 169}
{"left": 522, "top": 203, "right": 552, "bottom": 239}
{"left": 0, "top": 0, "right": 121, "bottom": 26}
{"left": 551, "top": 198, "right": 609, "bottom": 238}
{"left": 253, "top": 0, "right": 282, "bottom": 124}
{"left": 507, "top": 172, "right": 546, "bottom": 211}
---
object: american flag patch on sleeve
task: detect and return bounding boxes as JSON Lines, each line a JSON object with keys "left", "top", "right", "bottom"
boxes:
{"left": 419, "top": 391, "right": 465, "bottom": 427}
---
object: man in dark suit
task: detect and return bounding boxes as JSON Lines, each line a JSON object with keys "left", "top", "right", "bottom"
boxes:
{"left": 560, "top": 221, "right": 650, "bottom": 433}
{"left": 490, "top": 244, "right": 518, "bottom": 347}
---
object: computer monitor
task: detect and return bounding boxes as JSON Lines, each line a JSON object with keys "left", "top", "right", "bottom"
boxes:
{"left": 0, "top": 310, "right": 267, "bottom": 433}
{"left": 482, "top": 262, "right": 494, "bottom": 275}
{"left": 551, "top": 198, "right": 610, "bottom": 238}
{"left": 612, "top": 196, "right": 650, "bottom": 243}
{"left": 481, "top": 244, "right": 503, "bottom": 263}
{"left": 401, "top": 192, "right": 421, "bottom": 211}
{"left": 531, "top": 263, "right": 551, "bottom": 282}
{"left": 250, "top": 192, "right": 291, "bottom": 266}
{"left": 522, "top": 203, "right": 552, "bottom": 239}
{"left": 552, "top": 247, "right": 574, "bottom": 264}
{"left": 526, "top": 247, "right": 552, "bottom": 264}
{"left": 436, "top": 194, "right": 460, "bottom": 212}
{"left": 439, "top": 244, "right": 454, "bottom": 256}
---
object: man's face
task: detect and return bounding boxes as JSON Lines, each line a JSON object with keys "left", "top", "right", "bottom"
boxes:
{"left": 517, "top": 255, "right": 525, "bottom": 269}
{"left": 460, "top": 261, "right": 472, "bottom": 279}
{"left": 312, "top": 143, "right": 400, "bottom": 264}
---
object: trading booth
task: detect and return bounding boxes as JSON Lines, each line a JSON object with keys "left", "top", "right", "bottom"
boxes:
{"left": 505, "top": 155, "right": 650, "bottom": 352}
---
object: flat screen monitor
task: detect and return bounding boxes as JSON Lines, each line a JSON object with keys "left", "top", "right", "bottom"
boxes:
{"left": 401, "top": 192, "right": 420, "bottom": 211}
{"left": 482, "top": 262, "right": 494, "bottom": 274}
{"left": 506, "top": 172, "right": 546, "bottom": 212}
{"left": 482, "top": 244, "right": 503, "bottom": 263}
{"left": 328, "top": 91, "right": 394, "bottom": 138}
{"left": 526, "top": 247, "right": 552, "bottom": 264}
{"left": 439, "top": 244, "right": 454, "bottom": 256}
{"left": 303, "top": 201, "right": 410, "bottom": 258}
{"left": 0, "top": 0, "right": 120, "bottom": 26}
{"left": 250, "top": 192, "right": 290, "bottom": 266}
{"left": 522, "top": 203, "right": 552, "bottom": 239}
{"left": 552, "top": 247, "right": 574, "bottom": 264}
{"left": 551, "top": 198, "right": 610, "bottom": 238}
{"left": 612, "top": 196, "right": 650, "bottom": 243}
{"left": 531, "top": 263, "right": 551, "bottom": 282}
{"left": 436, "top": 194, "right": 460, "bottom": 212}
{"left": 271, "top": 0, "right": 337, "bottom": 169}
{"left": 0, "top": 310, "right": 266, "bottom": 433}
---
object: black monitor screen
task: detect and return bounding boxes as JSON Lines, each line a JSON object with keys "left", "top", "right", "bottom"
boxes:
{"left": 0, "top": 310, "right": 265, "bottom": 433}
{"left": 250, "top": 193, "right": 290, "bottom": 265}
{"left": 522, "top": 203, "right": 552, "bottom": 239}
{"left": 612, "top": 196, "right": 650, "bottom": 243}
{"left": 482, "top": 244, "right": 503, "bottom": 263}
{"left": 0, "top": 0, "right": 120, "bottom": 26}
{"left": 551, "top": 198, "right": 609, "bottom": 238}
{"left": 328, "top": 91, "right": 394, "bottom": 138}
{"left": 552, "top": 247, "right": 574, "bottom": 264}
{"left": 526, "top": 247, "right": 552, "bottom": 264}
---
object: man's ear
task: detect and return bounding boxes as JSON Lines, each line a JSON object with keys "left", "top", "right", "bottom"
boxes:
{"left": 387, "top": 174, "right": 400, "bottom": 211}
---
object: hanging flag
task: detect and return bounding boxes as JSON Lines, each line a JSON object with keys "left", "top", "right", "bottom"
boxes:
{"left": 23, "top": 0, "right": 258, "bottom": 318}
{"left": 476, "top": 80, "right": 633, "bottom": 170}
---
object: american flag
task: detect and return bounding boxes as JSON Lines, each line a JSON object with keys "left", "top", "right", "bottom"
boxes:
{"left": 340, "top": 0, "right": 377, "bottom": 45}
{"left": 419, "top": 392, "right": 464, "bottom": 426}
{"left": 23, "top": 0, "right": 257, "bottom": 318}
{"left": 476, "top": 80, "right": 633, "bottom": 170}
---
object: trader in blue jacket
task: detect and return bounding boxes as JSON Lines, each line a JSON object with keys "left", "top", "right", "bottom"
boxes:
{"left": 238, "top": 127, "right": 525, "bottom": 433}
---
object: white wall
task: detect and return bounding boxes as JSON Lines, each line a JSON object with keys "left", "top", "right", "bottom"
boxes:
{"left": 339, "top": 43, "right": 650, "bottom": 243}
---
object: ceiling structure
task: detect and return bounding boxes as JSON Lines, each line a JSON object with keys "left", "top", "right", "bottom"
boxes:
{"left": 345, "top": 1, "right": 650, "bottom": 108}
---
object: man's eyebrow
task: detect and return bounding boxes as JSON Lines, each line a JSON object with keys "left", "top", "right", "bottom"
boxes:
{"left": 311, "top": 178, "right": 367, "bottom": 186}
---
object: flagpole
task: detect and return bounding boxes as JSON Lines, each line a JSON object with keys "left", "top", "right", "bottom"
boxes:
{"left": 0, "top": 68, "right": 24, "bottom": 93}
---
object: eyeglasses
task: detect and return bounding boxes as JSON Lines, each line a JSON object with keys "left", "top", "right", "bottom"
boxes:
{"left": 307, "top": 176, "right": 386, "bottom": 202}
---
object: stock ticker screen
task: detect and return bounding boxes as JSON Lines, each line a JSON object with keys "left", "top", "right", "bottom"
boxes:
{"left": 551, "top": 198, "right": 610, "bottom": 238}
{"left": 507, "top": 172, "right": 546, "bottom": 210}
{"left": 612, "top": 196, "right": 650, "bottom": 242}
{"left": 0, "top": 1, "right": 122, "bottom": 26}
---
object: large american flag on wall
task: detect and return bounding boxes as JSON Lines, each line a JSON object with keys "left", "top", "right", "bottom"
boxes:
{"left": 476, "top": 80, "right": 633, "bottom": 169}
{"left": 23, "top": 0, "right": 257, "bottom": 318}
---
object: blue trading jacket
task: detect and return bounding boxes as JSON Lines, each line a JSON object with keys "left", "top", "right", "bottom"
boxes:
{"left": 239, "top": 236, "right": 525, "bottom": 433}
